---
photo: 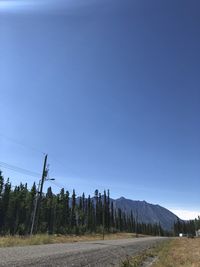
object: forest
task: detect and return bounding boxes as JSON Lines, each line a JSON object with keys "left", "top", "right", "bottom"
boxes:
{"left": 173, "top": 217, "right": 200, "bottom": 236}
{"left": 0, "top": 170, "right": 198, "bottom": 237}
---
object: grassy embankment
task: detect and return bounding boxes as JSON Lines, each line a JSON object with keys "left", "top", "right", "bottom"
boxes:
{"left": 122, "top": 237, "right": 200, "bottom": 267}
{"left": 0, "top": 232, "right": 139, "bottom": 247}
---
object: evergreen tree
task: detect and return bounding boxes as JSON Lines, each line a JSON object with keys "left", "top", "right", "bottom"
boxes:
{"left": 71, "top": 189, "right": 76, "bottom": 231}
{"left": 2, "top": 178, "right": 11, "bottom": 233}
{"left": 46, "top": 187, "right": 54, "bottom": 234}
{"left": 0, "top": 171, "right": 4, "bottom": 233}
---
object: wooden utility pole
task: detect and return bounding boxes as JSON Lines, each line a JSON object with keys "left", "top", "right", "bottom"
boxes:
{"left": 39, "top": 154, "right": 48, "bottom": 199}
{"left": 30, "top": 154, "right": 48, "bottom": 235}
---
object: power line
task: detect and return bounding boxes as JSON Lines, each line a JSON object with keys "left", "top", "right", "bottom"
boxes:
{"left": 0, "top": 133, "right": 46, "bottom": 156}
{"left": 48, "top": 154, "right": 70, "bottom": 172}
{"left": 0, "top": 139, "right": 90, "bottom": 194}
{"left": 0, "top": 134, "right": 77, "bottom": 183}
{"left": 48, "top": 179, "right": 70, "bottom": 191}
{"left": 0, "top": 158, "right": 76, "bottom": 192}
{"left": 0, "top": 161, "right": 40, "bottom": 178}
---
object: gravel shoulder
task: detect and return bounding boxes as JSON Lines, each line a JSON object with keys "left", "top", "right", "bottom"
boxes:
{"left": 0, "top": 237, "right": 167, "bottom": 267}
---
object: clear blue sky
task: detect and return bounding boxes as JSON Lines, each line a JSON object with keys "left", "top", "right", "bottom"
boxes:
{"left": 1, "top": 0, "right": 200, "bottom": 219}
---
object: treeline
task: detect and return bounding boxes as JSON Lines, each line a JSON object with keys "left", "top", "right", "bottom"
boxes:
{"left": 174, "top": 217, "right": 200, "bottom": 236}
{"left": 0, "top": 171, "right": 166, "bottom": 236}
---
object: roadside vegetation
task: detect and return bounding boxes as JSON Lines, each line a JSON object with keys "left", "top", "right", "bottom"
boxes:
{"left": 0, "top": 232, "right": 138, "bottom": 247}
{"left": 121, "top": 240, "right": 169, "bottom": 267}
{"left": 122, "top": 238, "right": 200, "bottom": 267}
{"left": 152, "top": 237, "right": 200, "bottom": 267}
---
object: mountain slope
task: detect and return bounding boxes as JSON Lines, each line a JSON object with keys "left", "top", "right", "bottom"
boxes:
{"left": 112, "top": 197, "right": 178, "bottom": 231}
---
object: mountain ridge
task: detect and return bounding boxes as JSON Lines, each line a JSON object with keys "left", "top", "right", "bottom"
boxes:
{"left": 111, "top": 197, "right": 178, "bottom": 231}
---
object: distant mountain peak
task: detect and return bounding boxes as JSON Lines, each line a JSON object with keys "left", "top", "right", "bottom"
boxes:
{"left": 112, "top": 197, "right": 178, "bottom": 231}
{"left": 118, "top": 196, "right": 126, "bottom": 200}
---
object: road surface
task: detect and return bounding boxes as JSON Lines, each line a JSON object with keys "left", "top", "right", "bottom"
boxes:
{"left": 0, "top": 237, "right": 167, "bottom": 267}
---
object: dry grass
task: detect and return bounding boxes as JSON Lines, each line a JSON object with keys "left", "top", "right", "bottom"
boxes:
{"left": 122, "top": 238, "right": 200, "bottom": 267}
{"left": 0, "top": 232, "right": 137, "bottom": 247}
{"left": 121, "top": 241, "right": 164, "bottom": 267}
{"left": 122, "top": 249, "right": 156, "bottom": 267}
{"left": 152, "top": 238, "right": 200, "bottom": 267}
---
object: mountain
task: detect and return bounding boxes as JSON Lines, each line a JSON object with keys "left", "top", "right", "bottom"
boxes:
{"left": 112, "top": 197, "right": 178, "bottom": 231}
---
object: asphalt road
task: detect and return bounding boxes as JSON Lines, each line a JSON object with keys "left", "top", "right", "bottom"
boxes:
{"left": 0, "top": 237, "right": 167, "bottom": 267}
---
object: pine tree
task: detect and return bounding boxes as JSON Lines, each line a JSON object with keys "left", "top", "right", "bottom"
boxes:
{"left": 2, "top": 178, "right": 11, "bottom": 233}
{"left": 45, "top": 187, "right": 54, "bottom": 234}
{"left": 110, "top": 201, "right": 114, "bottom": 230}
{"left": 0, "top": 171, "right": 4, "bottom": 233}
{"left": 65, "top": 190, "right": 70, "bottom": 232}
{"left": 107, "top": 190, "right": 110, "bottom": 231}
{"left": 71, "top": 189, "right": 76, "bottom": 231}
{"left": 94, "top": 189, "right": 99, "bottom": 229}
